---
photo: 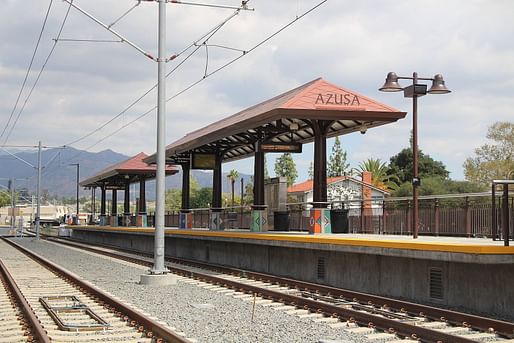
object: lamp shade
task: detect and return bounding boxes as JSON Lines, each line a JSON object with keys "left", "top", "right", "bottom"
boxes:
{"left": 427, "top": 74, "right": 451, "bottom": 94}
{"left": 379, "top": 72, "right": 403, "bottom": 92}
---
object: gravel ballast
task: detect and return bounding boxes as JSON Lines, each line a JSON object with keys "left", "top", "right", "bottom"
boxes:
{"left": 13, "top": 238, "right": 360, "bottom": 343}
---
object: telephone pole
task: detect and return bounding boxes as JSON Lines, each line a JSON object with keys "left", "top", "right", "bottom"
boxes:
{"left": 36, "top": 141, "right": 42, "bottom": 240}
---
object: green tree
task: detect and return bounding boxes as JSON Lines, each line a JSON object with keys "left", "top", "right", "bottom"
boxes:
{"left": 227, "top": 169, "right": 239, "bottom": 207}
{"left": 392, "top": 176, "right": 485, "bottom": 197}
{"left": 463, "top": 121, "right": 514, "bottom": 187}
{"left": 0, "top": 191, "right": 10, "bottom": 207}
{"left": 165, "top": 174, "right": 201, "bottom": 211}
{"left": 165, "top": 188, "right": 182, "bottom": 210}
{"left": 191, "top": 187, "right": 212, "bottom": 208}
{"left": 244, "top": 177, "right": 253, "bottom": 205}
{"left": 359, "top": 158, "right": 399, "bottom": 191}
{"left": 274, "top": 153, "right": 298, "bottom": 186}
{"left": 388, "top": 147, "right": 449, "bottom": 184}
{"left": 308, "top": 162, "right": 314, "bottom": 180}
{"left": 328, "top": 137, "right": 349, "bottom": 177}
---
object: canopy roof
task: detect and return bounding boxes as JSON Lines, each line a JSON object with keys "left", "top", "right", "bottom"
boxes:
{"left": 80, "top": 152, "right": 178, "bottom": 189}
{"left": 145, "top": 77, "right": 406, "bottom": 165}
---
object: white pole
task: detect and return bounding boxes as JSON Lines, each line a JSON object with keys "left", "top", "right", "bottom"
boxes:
{"left": 10, "top": 179, "right": 14, "bottom": 231}
{"left": 35, "top": 141, "right": 42, "bottom": 240}
{"left": 152, "top": 0, "right": 167, "bottom": 274}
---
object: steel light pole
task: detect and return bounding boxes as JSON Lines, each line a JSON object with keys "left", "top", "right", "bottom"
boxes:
{"left": 69, "top": 163, "right": 80, "bottom": 224}
{"left": 379, "top": 72, "right": 451, "bottom": 238}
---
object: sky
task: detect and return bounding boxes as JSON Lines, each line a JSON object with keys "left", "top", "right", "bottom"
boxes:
{"left": 0, "top": 0, "right": 513, "bottom": 182}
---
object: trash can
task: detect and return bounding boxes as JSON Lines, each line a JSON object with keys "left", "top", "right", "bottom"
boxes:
{"left": 274, "top": 211, "right": 289, "bottom": 231}
{"left": 331, "top": 209, "right": 349, "bottom": 233}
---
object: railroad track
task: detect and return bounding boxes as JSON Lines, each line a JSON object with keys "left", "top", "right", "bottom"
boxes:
{"left": 0, "top": 237, "right": 191, "bottom": 343}
{"left": 0, "top": 258, "right": 45, "bottom": 343}
{"left": 41, "top": 236, "right": 514, "bottom": 343}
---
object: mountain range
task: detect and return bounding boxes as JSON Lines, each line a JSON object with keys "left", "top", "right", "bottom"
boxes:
{"left": 0, "top": 147, "right": 250, "bottom": 199}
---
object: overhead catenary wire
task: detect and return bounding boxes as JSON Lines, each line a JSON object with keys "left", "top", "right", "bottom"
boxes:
{"left": 62, "top": 0, "right": 154, "bottom": 60}
{"left": 65, "top": 0, "right": 328, "bottom": 155}
{"left": 64, "top": 4, "right": 243, "bottom": 148}
{"left": 54, "top": 38, "right": 123, "bottom": 43}
{"left": 108, "top": 1, "right": 142, "bottom": 28}
{"left": 2, "top": 2, "right": 73, "bottom": 146}
{"left": 0, "top": 0, "right": 54, "bottom": 143}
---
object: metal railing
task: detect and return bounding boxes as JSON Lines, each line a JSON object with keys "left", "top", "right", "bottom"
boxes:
{"left": 90, "top": 192, "right": 513, "bottom": 238}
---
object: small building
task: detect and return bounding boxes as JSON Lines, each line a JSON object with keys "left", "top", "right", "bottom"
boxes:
{"left": 288, "top": 172, "right": 389, "bottom": 215}
{"left": 0, "top": 204, "right": 70, "bottom": 227}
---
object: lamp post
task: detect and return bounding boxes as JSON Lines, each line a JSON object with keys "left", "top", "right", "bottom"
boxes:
{"left": 69, "top": 163, "right": 80, "bottom": 225}
{"left": 379, "top": 72, "right": 451, "bottom": 238}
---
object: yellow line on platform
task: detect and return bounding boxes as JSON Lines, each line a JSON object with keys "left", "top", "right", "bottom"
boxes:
{"left": 71, "top": 226, "right": 514, "bottom": 255}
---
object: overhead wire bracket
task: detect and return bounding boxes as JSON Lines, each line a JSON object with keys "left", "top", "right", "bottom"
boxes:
{"left": 62, "top": 0, "right": 156, "bottom": 61}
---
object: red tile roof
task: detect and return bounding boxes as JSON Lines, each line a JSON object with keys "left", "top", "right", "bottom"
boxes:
{"left": 288, "top": 176, "right": 389, "bottom": 195}
{"left": 288, "top": 176, "right": 346, "bottom": 193}
{"left": 145, "top": 77, "right": 406, "bottom": 164}
{"left": 80, "top": 152, "right": 178, "bottom": 187}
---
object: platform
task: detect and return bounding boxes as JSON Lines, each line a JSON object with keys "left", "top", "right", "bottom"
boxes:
{"left": 70, "top": 225, "right": 514, "bottom": 320}
{"left": 71, "top": 225, "right": 514, "bottom": 263}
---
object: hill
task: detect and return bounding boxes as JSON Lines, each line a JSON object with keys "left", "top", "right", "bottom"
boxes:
{"left": 0, "top": 147, "right": 251, "bottom": 199}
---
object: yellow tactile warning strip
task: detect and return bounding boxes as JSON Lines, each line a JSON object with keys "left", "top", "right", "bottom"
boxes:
{"left": 72, "top": 226, "right": 514, "bottom": 255}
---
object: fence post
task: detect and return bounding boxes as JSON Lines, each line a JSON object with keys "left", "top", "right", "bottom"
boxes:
{"left": 382, "top": 200, "right": 386, "bottom": 234}
{"left": 492, "top": 183, "right": 497, "bottom": 240}
{"left": 360, "top": 200, "right": 365, "bottom": 233}
{"left": 434, "top": 198, "right": 439, "bottom": 236}
{"left": 503, "top": 185, "right": 509, "bottom": 246}
{"left": 465, "top": 196, "right": 471, "bottom": 237}
{"left": 406, "top": 201, "right": 412, "bottom": 236}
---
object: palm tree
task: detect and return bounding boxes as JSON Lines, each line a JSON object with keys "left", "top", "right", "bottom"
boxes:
{"left": 358, "top": 158, "right": 399, "bottom": 191}
{"left": 227, "top": 169, "right": 239, "bottom": 208}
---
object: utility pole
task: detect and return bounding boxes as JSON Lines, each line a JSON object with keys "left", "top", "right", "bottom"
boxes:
{"left": 69, "top": 163, "right": 80, "bottom": 224}
{"left": 9, "top": 179, "right": 14, "bottom": 231}
{"left": 36, "top": 141, "right": 42, "bottom": 240}
{"left": 152, "top": 0, "right": 167, "bottom": 274}
{"left": 60, "top": 0, "right": 253, "bottom": 284}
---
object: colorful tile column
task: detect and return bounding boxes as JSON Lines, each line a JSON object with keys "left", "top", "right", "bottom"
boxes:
{"left": 136, "top": 214, "right": 147, "bottom": 227}
{"left": 179, "top": 212, "right": 192, "bottom": 229}
{"left": 210, "top": 211, "right": 222, "bottom": 231}
{"left": 251, "top": 209, "right": 268, "bottom": 232}
{"left": 309, "top": 208, "right": 331, "bottom": 234}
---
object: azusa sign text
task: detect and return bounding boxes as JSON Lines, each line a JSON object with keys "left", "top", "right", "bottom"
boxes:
{"left": 315, "top": 93, "right": 360, "bottom": 106}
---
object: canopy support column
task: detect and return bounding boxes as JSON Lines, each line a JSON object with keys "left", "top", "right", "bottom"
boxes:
{"left": 210, "top": 153, "right": 223, "bottom": 230}
{"left": 90, "top": 187, "right": 96, "bottom": 225}
{"left": 124, "top": 181, "right": 131, "bottom": 226}
{"left": 137, "top": 178, "right": 147, "bottom": 227}
{"left": 180, "top": 163, "right": 192, "bottom": 229}
{"left": 310, "top": 120, "right": 332, "bottom": 234}
{"left": 100, "top": 185, "right": 107, "bottom": 226}
{"left": 251, "top": 139, "right": 267, "bottom": 232}
{"left": 111, "top": 189, "right": 118, "bottom": 227}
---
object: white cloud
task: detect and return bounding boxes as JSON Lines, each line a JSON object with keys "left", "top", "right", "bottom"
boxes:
{"left": 0, "top": 0, "right": 513, "bottom": 182}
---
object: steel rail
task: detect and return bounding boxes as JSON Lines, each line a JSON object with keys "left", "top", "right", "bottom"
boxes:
{"left": 42, "top": 237, "right": 484, "bottom": 343}
{"left": 171, "top": 256, "right": 514, "bottom": 338}
{"left": 45, "top": 235, "right": 514, "bottom": 338}
{"left": 168, "top": 265, "right": 477, "bottom": 343}
{"left": 2, "top": 237, "right": 190, "bottom": 343}
{"left": 0, "top": 259, "right": 51, "bottom": 343}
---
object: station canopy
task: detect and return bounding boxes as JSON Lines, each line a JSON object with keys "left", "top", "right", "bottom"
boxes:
{"left": 80, "top": 152, "right": 178, "bottom": 189}
{"left": 145, "top": 77, "right": 407, "bottom": 165}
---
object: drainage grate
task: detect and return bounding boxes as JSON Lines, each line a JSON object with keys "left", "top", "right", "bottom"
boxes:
{"left": 317, "top": 257, "right": 325, "bottom": 280}
{"left": 40, "top": 296, "right": 111, "bottom": 332}
{"left": 429, "top": 267, "right": 444, "bottom": 300}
